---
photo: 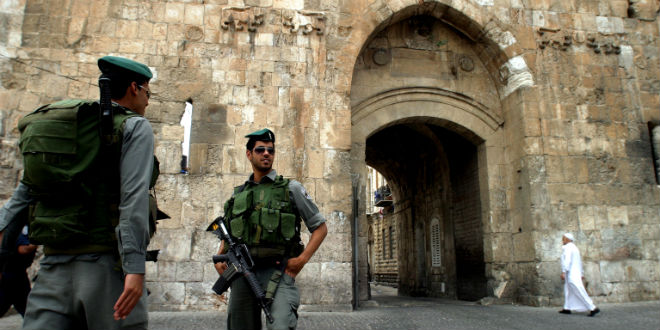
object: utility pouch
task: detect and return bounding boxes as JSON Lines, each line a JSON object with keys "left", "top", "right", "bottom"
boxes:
{"left": 229, "top": 190, "right": 253, "bottom": 242}
{"left": 260, "top": 208, "right": 279, "bottom": 243}
{"left": 230, "top": 217, "right": 246, "bottom": 241}
{"left": 249, "top": 211, "right": 261, "bottom": 244}
{"left": 232, "top": 190, "right": 252, "bottom": 216}
{"left": 29, "top": 200, "right": 89, "bottom": 246}
{"left": 280, "top": 212, "right": 296, "bottom": 240}
{"left": 260, "top": 208, "right": 280, "bottom": 233}
{"left": 19, "top": 107, "right": 79, "bottom": 195}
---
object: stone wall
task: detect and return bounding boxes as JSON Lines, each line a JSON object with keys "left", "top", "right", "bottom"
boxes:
{"left": 0, "top": 0, "right": 354, "bottom": 312}
{"left": 348, "top": 0, "right": 660, "bottom": 307}
{"left": 368, "top": 212, "right": 398, "bottom": 286}
{"left": 449, "top": 136, "right": 485, "bottom": 301}
{"left": 1, "top": 0, "right": 659, "bottom": 310}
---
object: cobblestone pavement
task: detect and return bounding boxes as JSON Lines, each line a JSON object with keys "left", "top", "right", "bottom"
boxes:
{"left": 2, "top": 286, "right": 659, "bottom": 330}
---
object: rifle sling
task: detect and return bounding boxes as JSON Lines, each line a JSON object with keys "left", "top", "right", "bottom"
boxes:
{"left": 265, "top": 259, "right": 287, "bottom": 301}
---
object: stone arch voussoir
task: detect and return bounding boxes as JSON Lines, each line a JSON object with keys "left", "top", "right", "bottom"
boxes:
{"left": 352, "top": 87, "right": 503, "bottom": 144}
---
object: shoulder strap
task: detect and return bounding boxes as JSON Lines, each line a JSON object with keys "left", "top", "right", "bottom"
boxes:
{"left": 234, "top": 182, "right": 249, "bottom": 194}
{"left": 105, "top": 103, "right": 140, "bottom": 146}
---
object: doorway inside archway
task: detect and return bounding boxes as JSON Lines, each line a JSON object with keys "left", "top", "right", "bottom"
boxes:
{"left": 365, "top": 121, "right": 486, "bottom": 301}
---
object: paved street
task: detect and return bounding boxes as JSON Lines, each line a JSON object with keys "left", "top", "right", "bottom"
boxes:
{"left": 2, "top": 285, "right": 658, "bottom": 330}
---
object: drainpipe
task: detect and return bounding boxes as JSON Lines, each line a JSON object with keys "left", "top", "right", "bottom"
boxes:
{"left": 653, "top": 125, "right": 660, "bottom": 182}
{"left": 352, "top": 182, "right": 360, "bottom": 309}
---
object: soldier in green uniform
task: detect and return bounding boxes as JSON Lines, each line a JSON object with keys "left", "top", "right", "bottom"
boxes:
{"left": 0, "top": 56, "right": 155, "bottom": 329}
{"left": 214, "top": 128, "right": 328, "bottom": 330}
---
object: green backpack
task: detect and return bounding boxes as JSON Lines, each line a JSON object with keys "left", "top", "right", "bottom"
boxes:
{"left": 17, "top": 99, "right": 138, "bottom": 249}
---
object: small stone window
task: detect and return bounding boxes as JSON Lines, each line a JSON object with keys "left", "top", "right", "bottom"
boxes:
{"left": 431, "top": 218, "right": 442, "bottom": 267}
{"left": 388, "top": 226, "right": 394, "bottom": 259}
{"left": 382, "top": 229, "right": 386, "bottom": 260}
{"left": 651, "top": 124, "right": 660, "bottom": 184}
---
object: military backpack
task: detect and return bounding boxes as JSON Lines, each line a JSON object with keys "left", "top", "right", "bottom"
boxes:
{"left": 17, "top": 99, "right": 160, "bottom": 252}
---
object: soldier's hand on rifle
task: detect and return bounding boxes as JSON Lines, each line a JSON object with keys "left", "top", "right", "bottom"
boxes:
{"left": 215, "top": 261, "right": 228, "bottom": 275}
{"left": 214, "top": 241, "right": 228, "bottom": 275}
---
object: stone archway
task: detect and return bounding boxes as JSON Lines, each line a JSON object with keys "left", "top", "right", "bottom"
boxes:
{"left": 355, "top": 99, "right": 497, "bottom": 300}
{"left": 348, "top": 4, "right": 529, "bottom": 302}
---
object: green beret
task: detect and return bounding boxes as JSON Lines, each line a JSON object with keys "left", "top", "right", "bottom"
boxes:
{"left": 98, "top": 56, "right": 153, "bottom": 80}
{"left": 245, "top": 128, "right": 275, "bottom": 142}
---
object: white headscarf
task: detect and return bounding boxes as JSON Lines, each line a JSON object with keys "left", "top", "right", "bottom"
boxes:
{"left": 563, "top": 233, "right": 575, "bottom": 242}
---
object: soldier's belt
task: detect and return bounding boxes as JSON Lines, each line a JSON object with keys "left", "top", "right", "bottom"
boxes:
{"left": 249, "top": 246, "right": 286, "bottom": 259}
{"left": 44, "top": 244, "right": 116, "bottom": 256}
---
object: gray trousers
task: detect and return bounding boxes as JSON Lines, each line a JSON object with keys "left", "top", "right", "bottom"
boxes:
{"left": 22, "top": 254, "right": 148, "bottom": 330}
{"left": 228, "top": 268, "right": 300, "bottom": 330}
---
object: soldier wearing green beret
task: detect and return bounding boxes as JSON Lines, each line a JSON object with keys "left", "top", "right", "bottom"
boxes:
{"left": 1, "top": 55, "right": 157, "bottom": 329}
{"left": 214, "top": 128, "right": 328, "bottom": 330}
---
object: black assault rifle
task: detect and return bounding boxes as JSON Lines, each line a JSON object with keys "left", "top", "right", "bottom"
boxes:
{"left": 207, "top": 216, "right": 274, "bottom": 323}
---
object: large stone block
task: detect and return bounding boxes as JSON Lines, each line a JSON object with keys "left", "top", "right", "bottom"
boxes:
{"left": 191, "top": 229, "right": 221, "bottom": 262}
{"left": 184, "top": 4, "right": 205, "bottom": 25}
{"left": 625, "top": 260, "right": 659, "bottom": 282}
{"left": 164, "top": 3, "right": 185, "bottom": 23}
{"left": 491, "top": 233, "right": 513, "bottom": 262}
{"left": 604, "top": 282, "right": 630, "bottom": 303}
{"left": 313, "top": 231, "right": 351, "bottom": 263}
{"left": 189, "top": 143, "right": 209, "bottom": 175}
{"left": 155, "top": 140, "right": 184, "bottom": 174}
{"left": 577, "top": 205, "right": 596, "bottom": 230}
{"left": 601, "top": 227, "right": 642, "bottom": 260}
{"left": 305, "top": 147, "right": 324, "bottom": 178}
{"left": 581, "top": 230, "right": 603, "bottom": 261}
{"left": 318, "top": 261, "right": 352, "bottom": 305}
{"left": 600, "top": 260, "right": 625, "bottom": 282}
{"left": 607, "top": 205, "right": 629, "bottom": 226}
{"left": 145, "top": 260, "right": 158, "bottom": 282}
{"left": 185, "top": 282, "right": 222, "bottom": 310}
{"left": 151, "top": 229, "right": 192, "bottom": 261}
{"left": 513, "top": 232, "right": 535, "bottom": 261}
{"left": 628, "top": 281, "right": 660, "bottom": 301}
{"left": 176, "top": 261, "right": 204, "bottom": 282}
{"left": 156, "top": 261, "right": 178, "bottom": 282}
{"left": 160, "top": 124, "right": 184, "bottom": 141}
{"left": 297, "top": 261, "right": 351, "bottom": 306}
{"left": 535, "top": 230, "right": 562, "bottom": 261}
{"left": 146, "top": 282, "right": 186, "bottom": 306}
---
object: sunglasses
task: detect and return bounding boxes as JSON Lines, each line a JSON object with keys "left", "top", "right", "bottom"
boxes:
{"left": 253, "top": 146, "right": 275, "bottom": 154}
{"left": 137, "top": 85, "right": 151, "bottom": 99}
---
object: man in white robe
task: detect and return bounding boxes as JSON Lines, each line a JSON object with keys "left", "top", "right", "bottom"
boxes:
{"left": 560, "top": 233, "right": 600, "bottom": 316}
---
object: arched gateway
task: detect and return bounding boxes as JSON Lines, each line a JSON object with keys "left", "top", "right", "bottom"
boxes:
{"left": 348, "top": 2, "right": 534, "bottom": 303}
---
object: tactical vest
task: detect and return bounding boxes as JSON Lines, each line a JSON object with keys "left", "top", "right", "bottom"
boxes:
{"left": 223, "top": 175, "right": 302, "bottom": 258}
{"left": 17, "top": 99, "right": 159, "bottom": 254}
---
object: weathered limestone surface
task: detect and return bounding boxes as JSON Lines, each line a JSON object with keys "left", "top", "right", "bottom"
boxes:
{"left": 0, "top": 0, "right": 659, "bottom": 310}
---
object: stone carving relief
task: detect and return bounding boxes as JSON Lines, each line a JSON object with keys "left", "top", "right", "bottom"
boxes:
{"left": 404, "top": 16, "right": 438, "bottom": 51}
{"left": 282, "top": 10, "right": 325, "bottom": 35}
{"left": 458, "top": 55, "right": 474, "bottom": 72}
{"left": 185, "top": 26, "right": 204, "bottom": 41}
{"left": 537, "top": 28, "right": 621, "bottom": 55}
{"left": 627, "top": 0, "right": 660, "bottom": 21}
{"left": 372, "top": 49, "right": 390, "bottom": 66}
{"left": 537, "top": 28, "right": 572, "bottom": 51}
{"left": 585, "top": 34, "right": 621, "bottom": 54}
{"left": 221, "top": 7, "right": 265, "bottom": 32}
